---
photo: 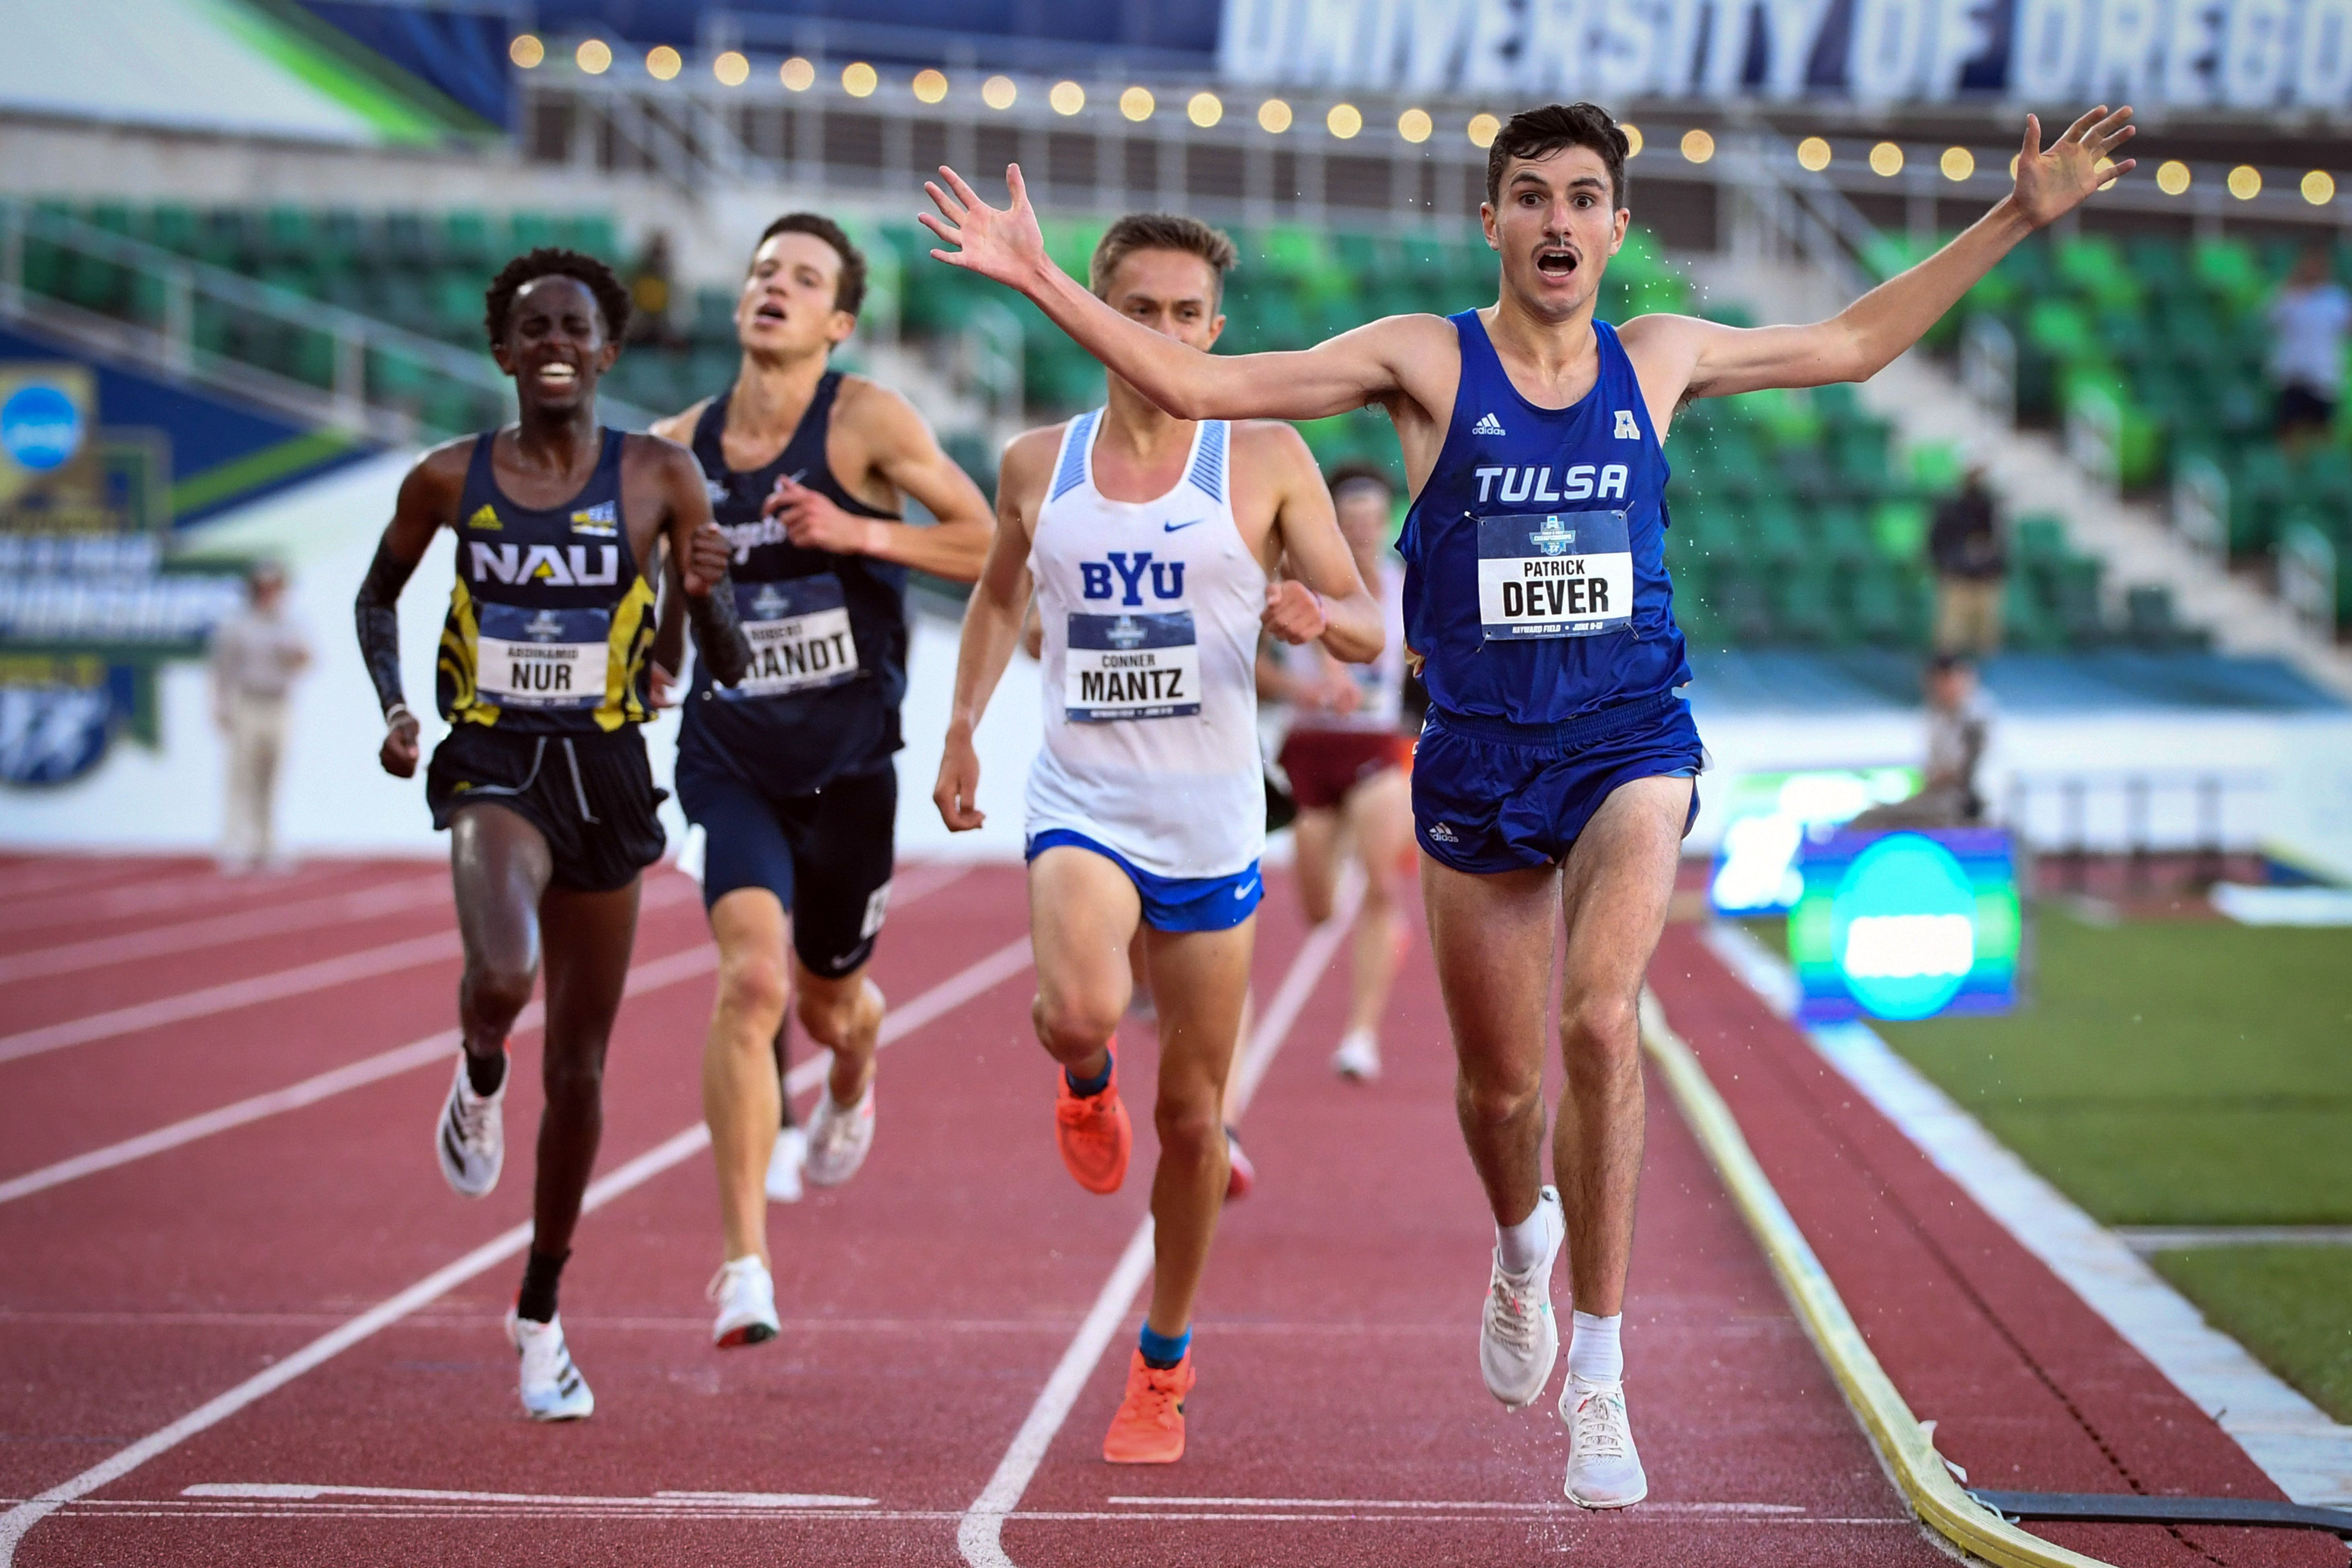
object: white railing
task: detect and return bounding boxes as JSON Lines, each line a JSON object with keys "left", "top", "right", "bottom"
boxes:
{"left": 1960, "top": 313, "right": 2016, "bottom": 428}
{"left": 2278, "top": 523, "right": 2338, "bottom": 638}
{"left": 2171, "top": 454, "right": 2230, "bottom": 558}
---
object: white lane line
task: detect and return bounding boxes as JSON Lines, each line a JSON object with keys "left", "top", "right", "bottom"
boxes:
{"left": 0, "top": 861, "right": 981, "bottom": 1204}
{"left": 0, "top": 873, "right": 451, "bottom": 985}
{"left": 0, "top": 934, "right": 1035, "bottom": 1566}
{"left": 1699, "top": 919, "right": 2352, "bottom": 1509}
{"left": 957, "top": 876, "right": 1361, "bottom": 1568}
{"left": 2114, "top": 1225, "right": 2352, "bottom": 1253}
{"left": 0, "top": 878, "right": 698, "bottom": 1067}
{"left": 0, "top": 944, "right": 714, "bottom": 1207}
{"left": 183, "top": 1483, "right": 876, "bottom": 1508}
{"left": 0, "top": 865, "right": 348, "bottom": 935}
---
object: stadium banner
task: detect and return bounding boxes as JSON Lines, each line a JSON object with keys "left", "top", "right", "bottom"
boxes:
{"left": 0, "top": 362, "right": 245, "bottom": 790}
{"left": 1218, "top": 0, "right": 2352, "bottom": 113}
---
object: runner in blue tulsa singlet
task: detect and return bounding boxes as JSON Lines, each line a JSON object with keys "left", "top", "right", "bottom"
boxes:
{"left": 1400, "top": 311, "right": 1703, "bottom": 874}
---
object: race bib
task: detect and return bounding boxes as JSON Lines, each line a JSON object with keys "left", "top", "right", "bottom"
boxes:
{"left": 726, "top": 575, "right": 860, "bottom": 699}
{"left": 1065, "top": 611, "right": 1201, "bottom": 722}
{"left": 475, "top": 603, "right": 608, "bottom": 709}
{"left": 1476, "top": 511, "right": 1634, "bottom": 640}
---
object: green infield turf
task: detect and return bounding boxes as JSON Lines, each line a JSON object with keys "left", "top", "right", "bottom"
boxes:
{"left": 1863, "top": 908, "right": 2352, "bottom": 1421}
{"left": 2150, "top": 1247, "right": 2352, "bottom": 1424}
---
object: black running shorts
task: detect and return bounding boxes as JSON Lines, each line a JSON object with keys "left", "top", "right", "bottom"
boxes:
{"left": 426, "top": 725, "right": 667, "bottom": 894}
{"left": 677, "top": 758, "right": 896, "bottom": 979}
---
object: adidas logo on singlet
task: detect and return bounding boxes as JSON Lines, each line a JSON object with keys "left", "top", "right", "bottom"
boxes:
{"left": 1472, "top": 413, "right": 1506, "bottom": 437}
{"left": 466, "top": 505, "right": 500, "bottom": 531}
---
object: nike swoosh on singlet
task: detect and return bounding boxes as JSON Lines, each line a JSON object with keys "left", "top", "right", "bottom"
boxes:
{"left": 1163, "top": 518, "right": 1207, "bottom": 532}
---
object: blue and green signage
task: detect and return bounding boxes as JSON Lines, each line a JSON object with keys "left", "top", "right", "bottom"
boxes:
{"left": 1790, "top": 828, "right": 2021, "bottom": 1023}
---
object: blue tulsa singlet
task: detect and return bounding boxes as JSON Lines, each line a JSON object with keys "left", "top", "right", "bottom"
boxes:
{"left": 1398, "top": 312, "right": 1691, "bottom": 725}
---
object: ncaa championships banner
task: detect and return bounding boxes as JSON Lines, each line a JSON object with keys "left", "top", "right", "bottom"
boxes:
{"left": 1218, "top": 0, "right": 2352, "bottom": 112}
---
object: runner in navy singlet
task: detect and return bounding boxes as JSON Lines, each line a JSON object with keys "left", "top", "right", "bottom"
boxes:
{"left": 646, "top": 213, "right": 993, "bottom": 1350}
{"left": 355, "top": 248, "right": 749, "bottom": 1423}
{"left": 924, "top": 97, "right": 2136, "bottom": 1504}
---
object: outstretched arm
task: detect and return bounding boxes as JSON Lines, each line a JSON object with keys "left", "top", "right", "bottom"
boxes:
{"left": 934, "top": 434, "right": 1047, "bottom": 831}
{"left": 922, "top": 165, "right": 1426, "bottom": 423}
{"left": 1621, "top": 107, "right": 2135, "bottom": 416}
{"left": 354, "top": 447, "right": 465, "bottom": 778}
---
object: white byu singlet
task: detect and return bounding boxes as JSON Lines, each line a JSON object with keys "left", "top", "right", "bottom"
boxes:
{"left": 1026, "top": 411, "right": 1268, "bottom": 879}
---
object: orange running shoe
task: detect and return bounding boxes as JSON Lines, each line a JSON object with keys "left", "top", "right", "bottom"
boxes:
{"left": 1054, "top": 1060, "right": 1131, "bottom": 1194}
{"left": 1103, "top": 1348, "right": 1195, "bottom": 1463}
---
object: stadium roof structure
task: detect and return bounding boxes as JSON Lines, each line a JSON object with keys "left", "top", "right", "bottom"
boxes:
{"left": 0, "top": 0, "right": 497, "bottom": 146}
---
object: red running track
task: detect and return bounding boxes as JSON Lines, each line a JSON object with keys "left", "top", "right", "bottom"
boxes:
{"left": 0, "top": 854, "right": 2236, "bottom": 1566}
{"left": 1648, "top": 924, "right": 2343, "bottom": 1568}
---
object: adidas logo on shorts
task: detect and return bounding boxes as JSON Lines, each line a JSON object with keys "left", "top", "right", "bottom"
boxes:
{"left": 1426, "top": 821, "right": 1459, "bottom": 844}
{"left": 1472, "top": 413, "right": 1505, "bottom": 437}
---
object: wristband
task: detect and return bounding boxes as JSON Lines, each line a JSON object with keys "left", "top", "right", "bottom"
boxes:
{"left": 384, "top": 702, "right": 415, "bottom": 729}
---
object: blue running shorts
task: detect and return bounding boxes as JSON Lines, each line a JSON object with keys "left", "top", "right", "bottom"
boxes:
{"left": 1412, "top": 691, "right": 1704, "bottom": 875}
{"left": 1024, "top": 829, "right": 1263, "bottom": 933}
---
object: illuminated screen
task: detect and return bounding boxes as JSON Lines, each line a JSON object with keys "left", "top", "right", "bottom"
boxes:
{"left": 1789, "top": 828, "right": 2020, "bottom": 1023}
{"left": 1708, "top": 766, "right": 1923, "bottom": 915}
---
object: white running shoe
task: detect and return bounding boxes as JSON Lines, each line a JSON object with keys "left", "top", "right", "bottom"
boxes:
{"left": 504, "top": 1308, "right": 594, "bottom": 1421}
{"left": 707, "top": 1255, "right": 780, "bottom": 1348}
{"left": 1479, "top": 1186, "right": 1565, "bottom": 1408}
{"left": 435, "top": 1055, "right": 504, "bottom": 1198}
{"left": 1561, "top": 1376, "right": 1648, "bottom": 1508}
{"left": 1331, "top": 1030, "right": 1382, "bottom": 1082}
{"left": 803, "top": 1081, "right": 875, "bottom": 1187}
{"left": 765, "top": 1125, "right": 808, "bottom": 1203}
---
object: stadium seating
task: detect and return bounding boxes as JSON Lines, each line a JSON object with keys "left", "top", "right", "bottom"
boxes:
{"left": 1949, "top": 230, "right": 2351, "bottom": 628}
{"left": 17, "top": 197, "right": 2146, "bottom": 649}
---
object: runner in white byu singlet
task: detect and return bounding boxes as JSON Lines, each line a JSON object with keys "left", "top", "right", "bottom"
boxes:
{"left": 934, "top": 214, "right": 1381, "bottom": 1465}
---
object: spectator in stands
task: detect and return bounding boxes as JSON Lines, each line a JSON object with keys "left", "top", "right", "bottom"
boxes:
{"left": 627, "top": 230, "right": 677, "bottom": 346}
{"left": 2268, "top": 246, "right": 2350, "bottom": 451}
{"left": 1852, "top": 655, "right": 1989, "bottom": 830}
{"left": 1928, "top": 463, "right": 2005, "bottom": 657}
{"left": 209, "top": 561, "right": 310, "bottom": 872}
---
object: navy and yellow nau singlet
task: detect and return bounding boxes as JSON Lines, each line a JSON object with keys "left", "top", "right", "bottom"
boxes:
{"left": 438, "top": 429, "right": 658, "bottom": 734}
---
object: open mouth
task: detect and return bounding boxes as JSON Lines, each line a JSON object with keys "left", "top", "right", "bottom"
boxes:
{"left": 752, "top": 302, "right": 787, "bottom": 324}
{"left": 1537, "top": 248, "right": 1579, "bottom": 279}
{"left": 534, "top": 363, "right": 579, "bottom": 389}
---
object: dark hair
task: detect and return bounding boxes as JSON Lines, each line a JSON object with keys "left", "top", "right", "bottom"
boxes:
{"left": 484, "top": 247, "right": 631, "bottom": 347}
{"left": 1928, "top": 652, "right": 1974, "bottom": 675}
{"left": 1090, "top": 213, "right": 1239, "bottom": 302}
{"left": 1326, "top": 460, "right": 1397, "bottom": 500}
{"left": 1486, "top": 103, "right": 1629, "bottom": 211}
{"left": 755, "top": 212, "right": 868, "bottom": 317}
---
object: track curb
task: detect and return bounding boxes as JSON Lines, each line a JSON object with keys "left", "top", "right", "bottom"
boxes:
{"left": 1639, "top": 988, "right": 2116, "bottom": 1568}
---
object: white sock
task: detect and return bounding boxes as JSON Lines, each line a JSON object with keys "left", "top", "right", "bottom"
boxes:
{"left": 1496, "top": 1200, "right": 1553, "bottom": 1273}
{"left": 1568, "top": 1311, "right": 1623, "bottom": 1385}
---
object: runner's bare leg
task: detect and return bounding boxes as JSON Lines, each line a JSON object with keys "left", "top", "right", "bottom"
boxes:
{"left": 1424, "top": 857, "right": 1558, "bottom": 1229}
{"left": 1552, "top": 776, "right": 1689, "bottom": 1316}
{"left": 534, "top": 874, "right": 642, "bottom": 1258}
{"left": 704, "top": 888, "right": 790, "bottom": 1265}
{"left": 1141, "top": 917, "right": 1254, "bottom": 1335}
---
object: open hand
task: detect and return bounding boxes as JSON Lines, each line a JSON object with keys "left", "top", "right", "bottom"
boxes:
{"left": 1262, "top": 579, "right": 1328, "bottom": 645}
{"left": 379, "top": 710, "right": 421, "bottom": 778}
{"left": 2013, "top": 106, "right": 2136, "bottom": 229}
{"left": 767, "top": 475, "right": 875, "bottom": 555}
{"left": 919, "top": 165, "right": 1052, "bottom": 292}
